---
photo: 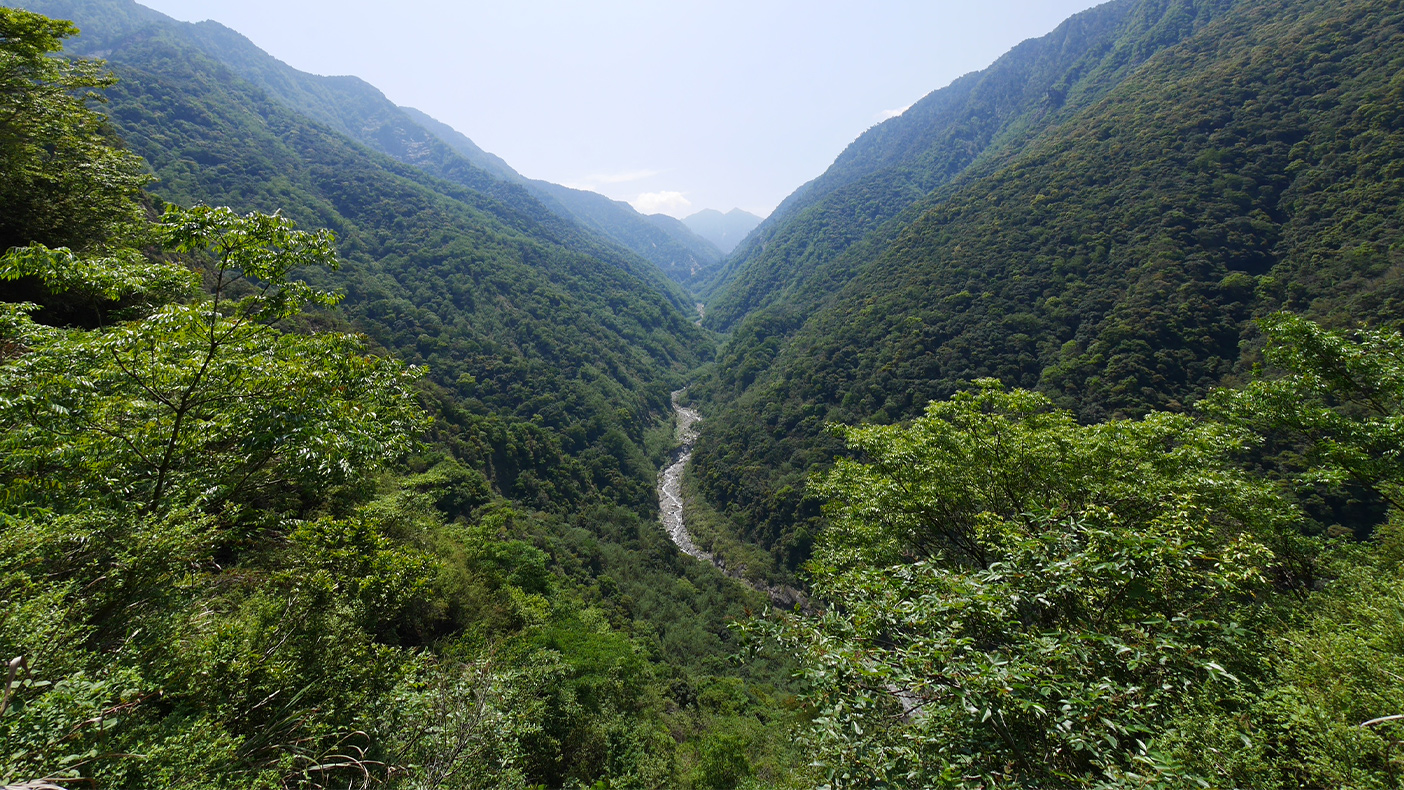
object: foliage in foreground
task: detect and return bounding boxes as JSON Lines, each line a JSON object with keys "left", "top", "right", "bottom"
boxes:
{"left": 770, "top": 316, "right": 1404, "bottom": 789}
{"left": 0, "top": 9, "right": 804, "bottom": 788}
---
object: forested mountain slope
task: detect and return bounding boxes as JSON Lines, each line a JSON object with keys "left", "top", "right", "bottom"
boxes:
{"left": 0, "top": 9, "right": 813, "bottom": 787}
{"left": 19, "top": 0, "right": 724, "bottom": 288}
{"left": 404, "top": 104, "right": 726, "bottom": 285}
{"left": 9, "top": 3, "right": 709, "bottom": 513}
{"left": 523, "top": 180, "right": 722, "bottom": 286}
{"left": 397, "top": 104, "right": 536, "bottom": 183}
{"left": 702, "top": 0, "right": 1233, "bottom": 326}
{"left": 10, "top": 0, "right": 1404, "bottom": 785}
{"left": 693, "top": 0, "right": 1404, "bottom": 567}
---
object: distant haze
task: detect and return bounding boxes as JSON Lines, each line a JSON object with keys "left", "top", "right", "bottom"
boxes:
{"left": 132, "top": 0, "right": 1106, "bottom": 217}
{"left": 683, "top": 209, "right": 762, "bottom": 254}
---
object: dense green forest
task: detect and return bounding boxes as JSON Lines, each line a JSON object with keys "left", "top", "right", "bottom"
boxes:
{"left": 0, "top": 7, "right": 806, "bottom": 788}
{"left": 16, "top": 0, "right": 725, "bottom": 289}
{"left": 691, "top": 0, "right": 1404, "bottom": 572}
{"left": 8, "top": 0, "right": 1404, "bottom": 787}
{"left": 23, "top": 0, "right": 706, "bottom": 514}
{"left": 699, "top": 0, "right": 1235, "bottom": 322}
{"left": 777, "top": 315, "right": 1404, "bottom": 787}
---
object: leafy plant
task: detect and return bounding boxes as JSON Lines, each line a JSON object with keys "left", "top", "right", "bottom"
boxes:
{"left": 769, "top": 382, "right": 1293, "bottom": 788}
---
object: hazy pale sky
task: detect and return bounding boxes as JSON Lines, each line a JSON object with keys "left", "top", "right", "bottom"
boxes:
{"left": 137, "top": 0, "right": 1106, "bottom": 217}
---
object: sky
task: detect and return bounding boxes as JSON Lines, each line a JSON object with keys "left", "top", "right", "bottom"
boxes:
{"left": 136, "top": 0, "right": 1106, "bottom": 218}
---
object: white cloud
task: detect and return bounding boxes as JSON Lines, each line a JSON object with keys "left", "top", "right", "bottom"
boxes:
{"left": 631, "top": 191, "right": 693, "bottom": 217}
{"left": 879, "top": 104, "right": 912, "bottom": 121}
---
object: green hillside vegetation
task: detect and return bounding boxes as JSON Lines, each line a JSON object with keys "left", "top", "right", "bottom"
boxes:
{"left": 692, "top": 0, "right": 1404, "bottom": 570}
{"left": 74, "top": 19, "right": 704, "bottom": 514}
{"left": 26, "top": 0, "right": 714, "bottom": 300}
{"left": 700, "top": 0, "right": 1234, "bottom": 326}
{"left": 10, "top": 0, "right": 1404, "bottom": 786}
{"left": 523, "top": 181, "right": 722, "bottom": 287}
{"left": 397, "top": 106, "right": 520, "bottom": 182}
{"left": 21, "top": 0, "right": 723, "bottom": 290}
{"left": 774, "top": 315, "right": 1404, "bottom": 788}
{"left": 0, "top": 9, "right": 807, "bottom": 788}
{"left": 404, "top": 104, "right": 725, "bottom": 286}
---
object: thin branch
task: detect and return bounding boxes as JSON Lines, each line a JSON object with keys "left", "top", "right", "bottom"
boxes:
{"left": 108, "top": 345, "right": 176, "bottom": 410}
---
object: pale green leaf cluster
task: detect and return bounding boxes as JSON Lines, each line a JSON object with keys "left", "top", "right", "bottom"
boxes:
{"left": 0, "top": 245, "right": 195, "bottom": 307}
{"left": 1205, "top": 312, "right": 1404, "bottom": 511}
{"left": 0, "top": 207, "right": 425, "bottom": 518}
{"left": 0, "top": 201, "right": 440, "bottom": 786}
{"left": 782, "top": 382, "right": 1291, "bottom": 788}
{"left": 159, "top": 205, "right": 342, "bottom": 323}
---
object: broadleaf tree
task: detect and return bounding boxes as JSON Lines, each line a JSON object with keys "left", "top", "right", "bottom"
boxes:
{"left": 769, "top": 381, "right": 1298, "bottom": 789}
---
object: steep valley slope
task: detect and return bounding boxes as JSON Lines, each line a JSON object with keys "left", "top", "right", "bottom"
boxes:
{"left": 7, "top": 0, "right": 708, "bottom": 509}
{"left": 19, "top": 0, "right": 725, "bottom": 287}
{"left": 693, "top": 0, "right": 1404, "bottom": 570}
{"left": 7, "top": 0, "right": 1404, "bottom": 785}
{"left": 4, "top": 0, "right": 809, "bottom": 690}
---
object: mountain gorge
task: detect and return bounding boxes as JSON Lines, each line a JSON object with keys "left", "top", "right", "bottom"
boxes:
{"left": 6, "top": 0, "right": 1404, "bottom": 787}
{"left": 0, "top": 3, "right": 806, "bottom": 787}
{"left": 691, "top": 0, "right": 1404, "bottom": 568}
{"left": 9, "top": 0, "right": 720, "bottom": 512}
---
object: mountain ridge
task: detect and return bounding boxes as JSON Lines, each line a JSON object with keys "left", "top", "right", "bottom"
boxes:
{"left": 6, "top": 1, "right": 1404, "bottom": 785}
{"left": 690, "top": 0, "right": 1404, "bottom": 569}
{"left": 682, "top": 208, "right": 763, "bottom": 255}
{"left": 701, "top": 0, "right": 1237, "bottom": 328}
{"left": 20, "top": 2, "right": 712, "bottom": 513}
{"left": 402, "top": 102, "right": 727, "bottom": 284}
{"left": 24, "top": 0, "right": 727, "bottom": 289}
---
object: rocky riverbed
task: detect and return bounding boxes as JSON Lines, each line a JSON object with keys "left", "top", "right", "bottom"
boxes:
{"left": 658, "top": 389, "right": 709, "bottom": 561}
{"left": 657, "top": 389, "right": 811, "bottom": 611}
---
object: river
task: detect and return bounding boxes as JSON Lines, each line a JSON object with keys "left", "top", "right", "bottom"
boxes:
{"left": 657, "top": 389, "right": 709, "bottom": 561}
{"left": 657, "top": 389, "right": 811, "bottom": 611}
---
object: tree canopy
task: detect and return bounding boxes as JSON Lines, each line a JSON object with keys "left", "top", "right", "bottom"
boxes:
{"left": 0, "top": 7, "right": 146, "bottom": 253}
{"left": 0, "top": 11, "right": 804, "bottom": 787}
{"left": 770, "top": 316, "right": 1404, "bottom": 789}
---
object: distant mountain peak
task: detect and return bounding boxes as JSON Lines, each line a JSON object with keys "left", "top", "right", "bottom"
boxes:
{"left": 682, "top": 208, "right": 763, "bottom": 255}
